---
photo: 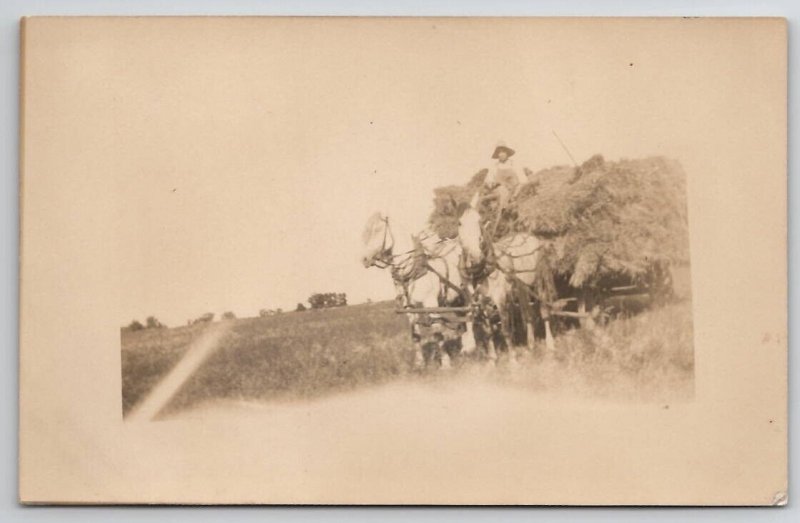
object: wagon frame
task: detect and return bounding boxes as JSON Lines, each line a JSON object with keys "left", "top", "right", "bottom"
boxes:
{"left": 394, "top": 277, "right": 670, "bottom": 333}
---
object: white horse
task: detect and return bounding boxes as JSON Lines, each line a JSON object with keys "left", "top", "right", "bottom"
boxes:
{"left": 457, "top": 196, "right": 555, "bottom": 365}
{"left": 361, "top": 212, "right": 476, "bottom": 369}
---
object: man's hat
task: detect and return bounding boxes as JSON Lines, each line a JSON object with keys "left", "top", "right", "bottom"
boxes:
{"left": 491, "top": 141, "right": 515, "bottom": 159}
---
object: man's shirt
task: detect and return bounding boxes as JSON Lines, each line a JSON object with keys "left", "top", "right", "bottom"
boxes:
{"left": 484, "top": 159, "right": 525, "bottom": 190}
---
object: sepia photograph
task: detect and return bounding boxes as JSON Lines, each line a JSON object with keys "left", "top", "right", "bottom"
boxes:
{"left": 123, "top": 147, "right": 694, "bottom": 422}
{"left": 19, "top": 16, "right": 786, "bottom": 505}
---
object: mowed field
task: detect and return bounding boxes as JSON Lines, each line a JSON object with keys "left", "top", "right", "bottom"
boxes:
{"left": 121, "top": 269, "right": 694, "bottom": 419}
{"left": 121, "top": 301, "right": 414, "bottom": 417}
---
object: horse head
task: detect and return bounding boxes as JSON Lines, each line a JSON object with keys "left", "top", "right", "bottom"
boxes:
{"left": 457, "top": 195, "right": 484, "bottom": 266}
{"left": 361, "top": 212, "right": 394, "bottom": 268}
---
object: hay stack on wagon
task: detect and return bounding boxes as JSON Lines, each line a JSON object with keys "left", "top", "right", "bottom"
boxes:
{"left": 429, "top": 154, "right": 690, "bottom": 292}
{"left": 429, "top": 168, "right": 488, "bottom": 239}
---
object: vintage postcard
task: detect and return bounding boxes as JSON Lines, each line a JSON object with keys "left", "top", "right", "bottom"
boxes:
{"left": 19, "top": 17, "right": 786, "bottom": 505}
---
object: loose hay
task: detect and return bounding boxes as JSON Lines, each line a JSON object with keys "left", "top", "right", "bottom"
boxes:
{"left": 429, "top": 154, "right": 690, "bottom": 288}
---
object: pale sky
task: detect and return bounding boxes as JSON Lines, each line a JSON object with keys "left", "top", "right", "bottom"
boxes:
{"left": 27, "top": 18, "right": 777, "bottom": 326}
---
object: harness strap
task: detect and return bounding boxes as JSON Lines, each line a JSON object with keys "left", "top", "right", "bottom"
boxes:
{"left": 425, "top": 260, "right": 468, "bottom": 302}
{"left": 391, "top": 251, "right": 428, "bottom": 285}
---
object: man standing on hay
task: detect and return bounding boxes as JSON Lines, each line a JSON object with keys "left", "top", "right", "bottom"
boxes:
{"left": 479, "top": 141, "right": 526, "bottom": 236}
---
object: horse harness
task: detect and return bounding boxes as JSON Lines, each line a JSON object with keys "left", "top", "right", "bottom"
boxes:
{"left": 460, "top": 225, "right": 550, "bottom": 305}
{"left": 390, "top": 248, "right": 430, "bottom": 305}
{"left": 368, "top": 218, "right": 467, "bottom": 331}
{"left": 459, "top": 220, "right": 498, "bottom": 289}
{"left": 383, "top": 240, "right": 470, "bottom": 335}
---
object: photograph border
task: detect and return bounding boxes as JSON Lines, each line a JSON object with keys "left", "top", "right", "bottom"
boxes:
{"left": 4, "top": 0, "right": 797, "bottom": 520}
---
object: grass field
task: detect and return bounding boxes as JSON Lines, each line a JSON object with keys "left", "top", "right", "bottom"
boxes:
{"left": 121, "top": 288, "right": 694, "bottom": 418}
{"left": 121, "top": 301, "right": 415, "bottom": 417}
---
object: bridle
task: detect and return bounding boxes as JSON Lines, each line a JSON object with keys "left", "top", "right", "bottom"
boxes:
{"left": 365, "top": 217, "right": 429, "bottom": 296}
{"left": 459, "top": 214, "right": 496, "bottom": 284}
{"left": 368, "top": 216, "right": 396, "bottom": 269}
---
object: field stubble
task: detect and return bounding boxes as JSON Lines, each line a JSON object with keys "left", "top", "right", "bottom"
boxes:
{"left": 121, "top": 297, "right": 694, "bottom": 419}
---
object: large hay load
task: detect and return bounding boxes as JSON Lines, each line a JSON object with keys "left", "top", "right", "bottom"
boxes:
{"left": 429, "top": 154, "right": 690, "bottom": 296}
{"left": 429, "top": 168, "right": 488, "bottom": 239}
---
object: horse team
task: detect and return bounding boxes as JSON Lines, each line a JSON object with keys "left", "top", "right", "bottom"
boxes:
{"left": 361, "top": 194, "right": 557, "bottom": 369}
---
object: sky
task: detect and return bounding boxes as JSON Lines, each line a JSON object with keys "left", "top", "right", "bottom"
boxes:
{"left": 39, "top": 17, "right": 777, "bottom": 326}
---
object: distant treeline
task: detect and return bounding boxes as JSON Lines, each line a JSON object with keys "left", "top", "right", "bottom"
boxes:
{"left": 123, "top": 292, "right": 350, "bottom": 330}
{"left": 307, "top": 292, "right": 347, "bottom": 309}
{"left": 125, "top": 316, "right": 167, "bottom": 331}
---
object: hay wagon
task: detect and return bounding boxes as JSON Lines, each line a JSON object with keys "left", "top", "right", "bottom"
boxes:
{"left": 545, "top": 269, "right": 674, "bottom": 330}
{"left": 425, "top": 154, "right": 688, "bottom": 338}
{"left": 393, "top": 259, "right": 674, "bottom": 346}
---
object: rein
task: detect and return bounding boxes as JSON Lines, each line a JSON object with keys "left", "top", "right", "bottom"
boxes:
{"left": 425, "top": 258, "right": 469, "bottom": 302}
